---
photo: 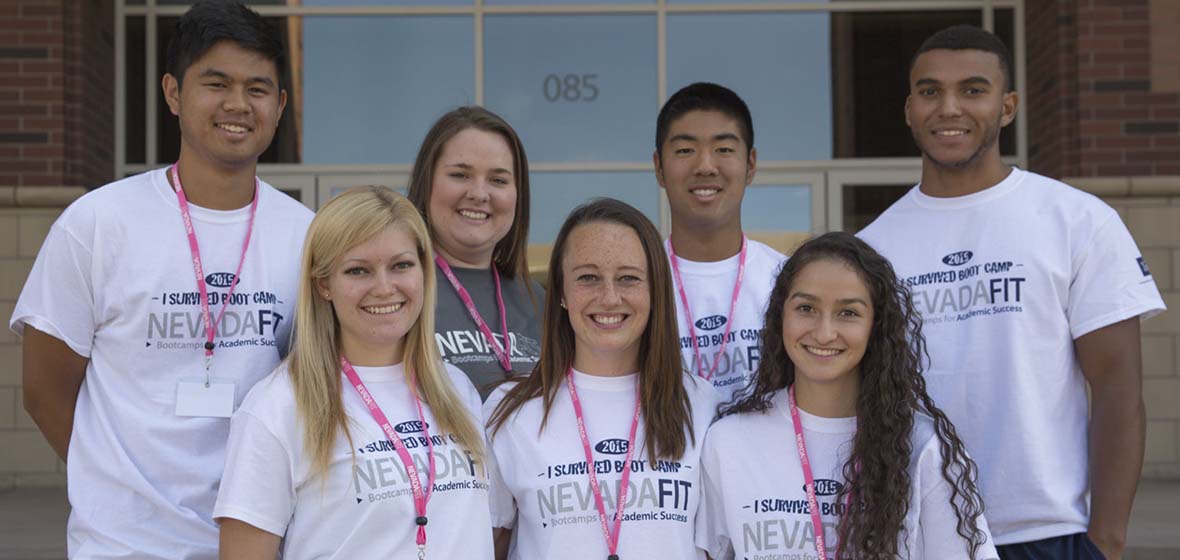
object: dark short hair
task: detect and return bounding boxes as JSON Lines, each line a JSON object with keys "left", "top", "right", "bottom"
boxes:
{"left": 165, "top": 0, "right": 285, "bottom": 87}
{"left": 655, "top": 82, "right": 754, "bottom": 159}
{"left": 910, "top": 24, "right": 1014, "bottom": 92}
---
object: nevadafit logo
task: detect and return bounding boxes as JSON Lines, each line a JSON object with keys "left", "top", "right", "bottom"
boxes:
{"left": 595, "top": 438, "right": 629, "bottom": 455}
{"left": 205, "top": 272, "right": 239, "bottom": 288}
{"left": 695, "top": 314, "right": 727, "bottom": 331}
{"left": 1138, "top": 257, "right": 1152, "bottom": 277}
{"left": 941, "top": 251, "right": 974, "bottom": 267}
{"left": 394, "top": 420, "right": 430, "bottom": 434}
{"left": 803, "top": 479, "right": 843, "bottom": 497}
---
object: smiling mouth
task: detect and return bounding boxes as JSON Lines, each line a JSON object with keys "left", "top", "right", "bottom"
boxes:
{"left": 217, "top": 123, "right": 251, "bottom": 133}
{"left": 591, "top": 313, "right": 626, "bottom": 326}
{"left": 804, "top": 345, "right": 843, "bottom": 357}
{"left": 690, "top": 187, "right": 720, "bottom": 197}
{"left": 934, "top": 130, "right": 968, "bottom": 137}
{"left": 458, "top": 209, "right": 489, "bottom": 220}
{"left": 363, "top": 303, "right": 404, "bottom": 315}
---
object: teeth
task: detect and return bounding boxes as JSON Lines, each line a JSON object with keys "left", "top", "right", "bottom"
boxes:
{"left": 592, "top": 314, "right": 624, "bottom": 325}
{"left": 936, "top": 130, "right": 966, "bottom": 137}
{"left": 805, "top": 346, "right": 842, "bottom": 357}
{"left": 364, "top": 303, "right": 403, "bottom": 315}
{"left": 459, "top": 209, "right": 489, "bottom": 220}
{"left": 691, "top": 188, "right": 719, "bottom": 196}
{"left": 218, "top": 123, "right": 248, "bottom": 133}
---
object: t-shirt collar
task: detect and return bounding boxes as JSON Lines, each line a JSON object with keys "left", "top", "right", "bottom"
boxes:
{"left": 911, "top": 166, "right": 1025, "bottom": 211}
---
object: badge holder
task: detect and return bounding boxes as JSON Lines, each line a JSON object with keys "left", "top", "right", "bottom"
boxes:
{"left": 175, "top": 363, "right": 236, "bottom": 418}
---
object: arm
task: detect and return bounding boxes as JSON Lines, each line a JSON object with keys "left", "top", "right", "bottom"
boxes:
{"left": 218, "top": 518, "right": 281, "bottom": 560}
{"left": 493, "top": 527, "right": 511, "bottom": 560}
{"left": 21, "top": 326, "right": 89, "bottom": 462}
{"left": 1076, "top": 317, "right": 1145, "bottom": 560}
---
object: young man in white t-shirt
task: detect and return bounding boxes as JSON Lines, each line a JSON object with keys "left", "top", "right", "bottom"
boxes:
{"left": 10, "top": 2, "right": 313, "bottom": 558}
{"left": 654, "top": 83, "right": 786, "bottom": 402}
{"left": 859, "top": 25, "right": 1165, "bottom": 560}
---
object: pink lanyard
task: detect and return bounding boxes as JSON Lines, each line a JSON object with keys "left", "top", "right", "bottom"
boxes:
{"left": 169, "top": 164, "right": 258, "bottom": 376}
{"left": 667, "top": 237, "right": 747, "bottom": 381}
{"left": 435, "top": 255, "right": 513, "bottom": 372}
{"left": 566, "top": 368, "right": 642, "bottom": 560}
{"left": 787, "top": 384, "right": 853, "bottom": 560}
{"left": 341, "top": 357, "right": 436, "bottom": 558}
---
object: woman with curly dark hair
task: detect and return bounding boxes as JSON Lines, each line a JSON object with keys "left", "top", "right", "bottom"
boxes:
{"left": 695, "top": 232, "right": 998, "bottom": 559}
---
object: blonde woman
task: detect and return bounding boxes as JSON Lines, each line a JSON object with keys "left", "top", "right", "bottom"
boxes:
{"left": 214, "top": 187, "right": 493, "bottom": 559}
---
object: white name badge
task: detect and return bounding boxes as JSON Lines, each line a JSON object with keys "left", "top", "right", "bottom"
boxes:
{"left": 175, "top": 379, "right": 237, "bottom": 418}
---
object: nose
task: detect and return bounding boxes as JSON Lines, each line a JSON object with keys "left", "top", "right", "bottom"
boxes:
{"left": 937, "top": 93, "right": 962, "bottom": 118}
{"left": 222, "top": 85, "right": 250, "bottom": 113}
{"left": 464, "top": 178, "right": 491, "bottom": 203}
{"left": 373, "top": 268, "right": 398, "bottom": 297}
{"left": 694, "top": 150, "right": 719, "bottom": 176}
{"left": 600, "top": 281, "right": 623, "bottom": 306}
{"left": 814, "top": 315, "right": 838, "bottom": 344}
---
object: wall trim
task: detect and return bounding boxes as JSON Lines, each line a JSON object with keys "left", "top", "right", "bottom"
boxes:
{"left": 1067, "top": 176, "right": 1180, "bottom": 198}
{"left": 0, "top": 187, "right": 88, "bottom": 208}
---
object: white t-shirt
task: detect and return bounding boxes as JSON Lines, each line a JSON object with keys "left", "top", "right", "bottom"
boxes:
{"left": 485, "top": 369, "right": 722, "bottom": 560}
{"left": 9, "top": 168, "right": 313, "bottom": 560}
{"left": 696, "top": 390, "right": 999, "bottom": 560}
{"left": 858, "top": 167, "right": 1166, "bottom": 544}
{"left": 668, "top": 238, "right": 786, "bottom": 400}
{"left": 213, "top": 361, "right": 494, "bottom": 559}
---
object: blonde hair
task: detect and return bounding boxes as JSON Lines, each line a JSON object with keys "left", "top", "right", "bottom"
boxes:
{"left": 290, "top": 186, "right": 484, "bottom": 478}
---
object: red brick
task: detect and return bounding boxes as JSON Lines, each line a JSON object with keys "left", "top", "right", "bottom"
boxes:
{"left": 1082, "top": 65, "right": 1126, "bottom": 80}
{"left": 1153, "top": 136, "right": 1180, "bottom": 148}
{"left": 1124, "top": 63, "right": 1149, "bottom": 78}
{"left": 21, "top": 174, "right": 64, "bottom": 185}
{"left": 1079, "top": 92, "right": 1124, "bottom": 107}
{"left": 1094, "top": 52, "right": 1149, "bottom": 64}
{"left": 20, "top": 5, "right": 62, "bottom": 18}
{"left": 1126, "top": 93, "right": 1180, "bottom": 105}
{"left": 20, "top": 32, "right": 64, "bottom": 45}
{"left": 1092, "top": 22, "right": 1150, "bottom": 35}
{"left": 5, "top": 76, "right": 50, "bottom": 87}
{"left": 1095, "top": 135, "right": 1153, "bottom": 148}
{"left": 0, "top": 160, "right": 49, "bottom": 173}
{"left": 1155, "top": 164, "right": 1180, "bottom": 175}
{"left": 1152, "top": 107, "right": 1180, "bottom": 119}
{"left": 21, "top": 145, "right": 64, "bottom": 158}
{"left": 1096, "top": 164, "right": 1152, "bottom": 175}
{"left": 0, "top": 104, "right": 47, "bottom": 116}
{"left": 0, "top": 146, "right": 19, "bottom": 158}
{"left": 21, "top": 117, "right": 63, "bottom": 130}
{"left": 1123, "top": 37, "right": 1149, "bottom": 49}
{"left": 18, "top": 61, "right": 61, "bottom": 74}
{"left": 1078, "top": 36, "right": 1124, "bottom": 51}
{"left": 1126, "top": 150, "right": 1180, "bottom": 162}
{"left": 1081, "top": 121, "right": 1123, "bottom": 135}
{"left": 0, "top": 174, "right": 18, "bottom": 185}
{"left": 1081, "top": 150, "right": 1125, "bottom": 163}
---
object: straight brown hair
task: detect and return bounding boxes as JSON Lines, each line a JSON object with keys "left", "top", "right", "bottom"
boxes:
{"left": 488, "top": 198, "right": 694, "bottom": 464}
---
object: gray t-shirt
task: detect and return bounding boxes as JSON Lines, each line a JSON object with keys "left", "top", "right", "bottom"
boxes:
{"left": 433, "top": 263, "right": 544, "bottom": 399}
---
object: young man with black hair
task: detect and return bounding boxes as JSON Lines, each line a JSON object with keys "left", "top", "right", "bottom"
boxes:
{"left": 11, "top": 1, "right": 313, "bottom": 557}
{"left": 859, "top": 24, "right": 1165, "bottom": 559}
{"left": 654, "top": 82, "right": 786, "bottom": 400}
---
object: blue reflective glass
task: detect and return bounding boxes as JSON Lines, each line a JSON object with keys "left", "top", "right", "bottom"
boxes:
{"left": 742, "top": 185, "right": 811, "bottom": 231}
{"left": 302, "top": 17, "right": 474, "bottom": 164}
{"left": 528, "top": 172, "right": 660, "bottom": 244}
{"left": 303, "top": 0, "right": 470, "bottom": 4}
{"left": 667, "top": 13, "right": 832, "bottom": 161}
{"left": 487, "top": 0, "right": 649, "bottom": 3}
{"left": 485, "top": 15, "right": 657, "bottom": 163}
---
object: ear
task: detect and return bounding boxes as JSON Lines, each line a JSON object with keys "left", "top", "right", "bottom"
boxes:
{"left": 315, "top": 276, "right": 331, "bottom": 301}
{"left": 653, "top": 150, "right": 666, "bottom": 189}
{"left": 1000, "top": 91, "right": 1019, "bottom": 128}
{"left": 276, "top": 88, "right": 288, "bottom": 129}
{"left": 903, "top": 94, "right": 912, "bottom": 128}
{"left": 745, "top": 147, "right": 758, "bottom": 185}
{"left": 162, "top": 73, "right": 182, "bottom": 117}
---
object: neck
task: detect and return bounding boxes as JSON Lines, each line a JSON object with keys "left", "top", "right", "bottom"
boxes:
{"left": 172, "top": 147, "right": 258, "bottom": 210}
{"left": 341, "top": 338, "right": 405, "bottom": 368}
{"left": 792, "top": 374, "right": 859, "bottom": 418}
{"left": 918, "top": 151, "right": 1011, "bottom": 198}
{"left": 434, "top": 242, "right": 494, "bottom": 270}
{"left": 669, "top": 221, "right": 743, "bottom": 262}
{"left": 573, "top": 348, "right": 639, "bottom": 378}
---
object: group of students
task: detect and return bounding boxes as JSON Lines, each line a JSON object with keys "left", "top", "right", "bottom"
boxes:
{"left": 10, "top": 1, "right": 1166, "bottom": 559}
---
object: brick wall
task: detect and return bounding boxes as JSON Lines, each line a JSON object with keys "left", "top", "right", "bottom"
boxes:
{"left": 1027, "top": 0, "right": 1080, "bottom": 178}
{"left": 0, "top": 0, "right": 113, "bottom": 189}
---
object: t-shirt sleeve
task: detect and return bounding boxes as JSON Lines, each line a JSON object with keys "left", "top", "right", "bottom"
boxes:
{"left": 212, "top": 409, "right": 296, "bottom": 537}
{"left": 9, "top": 219, "right": 97, "bottom": 357}
{"left": 1068, "top": 211, "right": 1166, "bottom": 339}
{"left": 482, "top": 386, "right": 517, "bottom": 529}
{"left": 915, "top": 440, "right": 999, "bottom": 560}
{"left": 694, "top": 426, "right": 734, "bottom": 560}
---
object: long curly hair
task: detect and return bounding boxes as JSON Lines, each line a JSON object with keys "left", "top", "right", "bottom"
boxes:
{"left": 721, "top": 232, "right": 987, "bottom": 558}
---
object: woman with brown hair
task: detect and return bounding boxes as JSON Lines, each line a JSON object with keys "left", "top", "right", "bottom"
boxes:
{"left": 485, "top": 198, "right": 720, "bottom": 560}
{"left": 407, "top": 107, "right": 543, "bottom": 399}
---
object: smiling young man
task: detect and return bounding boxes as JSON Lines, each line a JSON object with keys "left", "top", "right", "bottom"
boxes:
{"left": 10, "top": 2, "right": 313, "bottom": 558}
{"left": 654, "top": 83, "right": 786, "bottom": 399}
{"left": 859, "top": 25, "right": 1165, "bottom": 559}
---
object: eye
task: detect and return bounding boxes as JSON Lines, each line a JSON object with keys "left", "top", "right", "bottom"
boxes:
{"left": 838, "top": 308, "right": 861, "bottom": 318}
{"left": 249, "top": 86, "right": 269, "bottom": 95}
{"left": 918, "top": 87, "right": 938, "bottom": 97}
{"left": 618, "top": 274, "right": 643, "bottom": 284}
{"left": 964, "top": 87, "right": 985, "bottom": 96}
{"left": 205, "top": 82, "right": 227, "bottom": 89}
{"left": 674, "top": 147, "right": 694, "bottom": 155}
{"left": 576, "top": 273, "right": 599, "bottom": 282}
{"left": 491, "top": 176, "right": 512, "bottom": 186}
{"left": 344, "top": 266, "right": 368, "bottom": 276}
{"left": 795, "top": 304, "right": 814, "bottom": 313}
{"left": 393, "top": 260, "right": 415, "bottom": 271}
{"left": 448, "top": 172, "right": 468, "bottom": 180}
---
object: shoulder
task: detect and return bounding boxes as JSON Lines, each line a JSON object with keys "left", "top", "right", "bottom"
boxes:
{"left": 257, "top": 181, "right": 314, "bottom": 226}
{"left": 857, "top": 186, "right": 920, "bottom": 242}
{"left": 237, "top": 361, "right": 299, "bottom": 421}
{"left": 54, "top": 170, "right": 163, "bottom": 234}
{"left": 443, "top": 362, "right": 483, "bottom": 414}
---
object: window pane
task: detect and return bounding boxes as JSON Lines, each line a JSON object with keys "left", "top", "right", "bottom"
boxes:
{"left": 668, "top": 13, "right": 833, "bottom": 161}
{"left": 125, "top": 16, "right": 145, "bottom": 164}
{"left": 842, "top": 184, "right": 910, "bottom": 232}
{"left": 529, "top": 171, "right": 659, "bottom": 244}
{"left": 302, "top": 16, "right": 474, "bottom": 163}
{"left": 485, "top": 15, "right": 657, "bottom": 163}
{"left": 742, "top": 184, "right": 811, "bottom": 232}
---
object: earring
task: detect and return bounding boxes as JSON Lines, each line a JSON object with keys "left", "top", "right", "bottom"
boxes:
{"left": 560, "top": 300, "right": 567, "bottom": 309}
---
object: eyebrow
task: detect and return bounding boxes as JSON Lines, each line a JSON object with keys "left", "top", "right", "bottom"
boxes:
{"left": 342, "top": 251, "right": 416, "bottom": 264}
{"left": 197, "top": 68, "right": 277, "bottom": 88}
{"left": 788, "top": 292, "right": 869, "bottom": 307}
{"left": 668, "top": 132, "right": 742, "bottom": 144}
{"left": 442, "top": 162, "right": 514, "bottom": 176}
{"left": 914, "top": 76, "right": 993, "bottom": 88}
